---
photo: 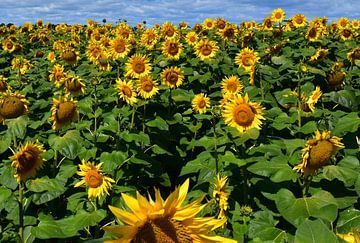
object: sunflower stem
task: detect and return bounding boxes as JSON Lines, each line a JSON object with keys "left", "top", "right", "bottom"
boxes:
{"left": 130, "top": 105, "right": 136, "bottom": 130}
{"left": 297, "top": 73, "right": 302, "bottom": 130}
{"left": 141, "top": 104, "right": 146, "bottom": 150}
{"left": 93, "top": 81, "right": 98, "bottom": 142}
{"left": 302, "top": 176, "right": 312, "bottom": 197}
{"left": 18, "top": 181, "right": 24, "bottom": 243}
{"left": 211, "top": 118, "right": 219, "bottom": 174}
{"left": 12, "top": 133, "right": 17, "bottom": 148}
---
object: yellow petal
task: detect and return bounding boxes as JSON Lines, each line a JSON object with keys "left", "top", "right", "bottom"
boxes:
{"left": 108, "top": 205, "right": 138, "bottom": 226}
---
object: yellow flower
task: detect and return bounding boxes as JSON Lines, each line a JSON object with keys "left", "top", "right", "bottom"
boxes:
{"left": 306, "top": 86, "right": 322, "bottom": 112}
{"left": 293, "top": 130, "right": 344, "bottom": 177}
{"left": 2, "top": 38, "right": 16, "bottom": 52}
{"left": 213, "top": 174, "right": 229, "bottom": 220}
{"left": 272, "top": 8, "right": 285, "bottom": 22}
{"left": 74, "top": 160, "right": 115, "bottom": 200}
{"left": 109, "top": 38, "right": 130, "bottom": 59}
{"left": 351, "top": 19, "right": 360, "bottom": 29}
{"left": 221, "top": 75, "right": 243, "bottom": 95}
{"left": 337, "top": 228, "right": 360, "bottom": 243}
{"left": 306, "top": 25, "right": 322, "bottom": 42}
{"left": 140, "top": 29, "right": 158, "bottom": 50}
{"left": 235, "top": 47, "right": 259, "bottom": 72}
{"left": 223, "top": 93, "right": 265, "bottom": 134}
{"left": 161, "top": 66, "right": 184, "bottom": 89}
{"left": 203, "top": 18, "right": 215, "bottom": 29}
{"left": 162, "top": 21, "right": 177, "bottom": 39}
{"left": 292, "top": 14, "right": 307, "bottom": 28}
{"left": 162, "top": 39, "right": 183, "bottom": 60}
{"left": 125, "top": 53, "right": 151, "bottom": 78}
{"left": 185, "top": 31, "right": 198, "bottom": 46}
{"left": 0, "top": 75, "right": 8, "bottom": 92}
{"left": 116, "top": 78, "right": 138, "bottom": 106}
{"left": 262, "top": 16, "right": 274, "bottom": 31}
{"left": 215, "top": 18, "right": 227, "bottom": 30}
{"left": 309, "top": 48, "right": 328, "bottom": 62}
{"left": 62, "top": 73, "right": 85, "bottom": 96}
{"left": 10, "top": 141, "right": 45, "bottom": 182}
{"left": 51, "top": 96, "right": 78, "bottom": 130}
{"left": 60, "top": 47, "right": 80, "bottom": 65}
{"left": 338, "top": 28, "right": 353, "bottom": 40}
{"left": 347, "top": 47, "right": 360, "bottom": 63}
{"left": 49, "top": 64, "right": 66, "bottom": 86}
{"left": 11, "top": 57, "right": 33, "bottom": 75}
{"left": 136, "top": 75, "right": 159, "bottom": 99}
{"left": 0, "top": 91, "right": 29, "bottom": 123}
{"left": 192, "top": 93, "right": 210, "bottom": 114}
{"left": 218, "top": 24, "right": 238, "bottom": 42}
{"left": 195, "top": 39, "right": 219, "bottom": 61}
{"left": 103, "top": 179, "right": 237, "bottom": 243}
{"left": 47, "top": 51, "right": 56, "bottom": 62}
{"left": 338, "top": 17, "right": 350, "bottom": 29}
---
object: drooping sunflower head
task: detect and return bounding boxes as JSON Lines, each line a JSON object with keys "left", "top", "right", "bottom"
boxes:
{"left": 125, "top": 53, "right": 152, "bottom": 78}
{"left": 161, "top": 66, "right": 184, "bottom": 89}
{"left": 272, "top": 8, "right": 285, "bottom": 22}
{"left": 74, "top": 160, "right": 115, "bottom": 200}
{"left": 347, "top": 47, "right": 360, "bottom": 63}
{"left": 103, "top": 178, "right": 236, "bottom": 243}
{"left": 136, "top": 75, "right": 159, "bottom": 99}
{"left": 293, "top": 130, "right": 344, "bottom": 177}
{"left": 337, "top": 228, "right": 360, "bottom": 243}
{"left": 328, "top": 71, "right": 346, "bottom": 87}
{"left": 221, "top": 75, "right": 243, "bottom": 95}
{"left": 10, "top": 141, "right": 45, "bottom": 182}
{"left": 60, "top": 47, "right": 80, "bottom": 65}
{"left": 223, "top": 93, "right": 265, "bottom": 134}
{"left": 0, "top": 91, "right": 29, "bottom": 122}
{"left": 62, "top": 73, "right": 85, "bottom": 95}
{"left": 49, "top": 64, "right": 66, "bottom": 86}
{"left": 0, "top": 75, "right": 9, "bottom": 92}
{"left": 116, "top": 78, "right": 138, "bottom": 106}
{"left": 195, "top": 39, "right": 219, "bottom": 61}
{"left": 235, "top": 47, "right": 259, "bottom": 72}
{"left": 192, "top": 93, "right": 210, "bottom": 114}
{"left": 162, "top": 39, "right": 183, "bottom": 60}
{"left": 309, "top": 48, "right": 328, "bottom": 63}
{"left": 213, "top": 174, "right": 230, "bottom": 220}
{"left": 109, "top": 38, "right": 130, "bottom": 59}
{"left": 306, "top": 86, "right": 322, "bottom": 112}
{"left": 292, "top": 14, "right": 307, "bottom": 28}
{"left": 51, "top": 96, "right": 78, "bottom": 130}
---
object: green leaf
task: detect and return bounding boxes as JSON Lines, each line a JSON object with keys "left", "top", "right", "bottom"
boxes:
{"left": 27, "top": 177, "right": 65, "bottom": 193}
{"left": 0, "top": 132, "right": 11, "bottom": 154}
{"left": 48, "top": 130, "right": 82, "bottom": 159}
{"left": 31, "top": 210, "right": 107, "bottom": 239}
{"left": 99, "top": 150, "right": 128, "bottom": 173}
{"left": 299, "top": 121, "right": 317, "bottom": 134}
{"left": 329, "top": 90, "right": 358, "bottom": 111}
{"left": 294, "top": 219, "right": 338, "bottom": 243}
{"left": 0, "top": 187, "right": 12, "bottom": 211}
{"left": 275, "top": 189, "right": 338, "bottom": 227}
{"left": 336, "top": 208, "right": 360, "bottom": 233}
{"left": 322, "top": 165, "right": 359, "bottom": 187}
{"left": 146, "top": 116, "right": 169, "bottom": 130}
{"left": 333, "top": 112, "right": 360, "bottom": 135}
{"left": 219, "top": 151, "right": 246, "bottom": 167}
{"left": 248, "top": 211, "right": 287, "bottom": 242}
{"left": 5, "top": 116, "right": 28, "bottom": 139}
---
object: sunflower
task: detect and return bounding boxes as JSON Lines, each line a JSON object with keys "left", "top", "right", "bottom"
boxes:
{"left": 215, "top": 18, "right": 227, "bottom": 30}
{"left": 213, "top": 174, "right": 229, "bottom": 220}
{"left": 47, "top": 51, "right": 56, "bottom": 62}
{"left": 292, "top": 14, "right": 307, "bottom": 28}
{"left": 49, "top": 64, "right": 66, "bottom": 87}
{"left": 351, "top": 19, "right": 360, "bottom": 29}
{"left": 116, "top": 78, "right": 138, "bottom": 106}
{"left": 337, "top": 228, "right": 360, "bottom": 243}
{"left": 272, "top": 8, "right": 285, "bottom": 22}
{"left": 306, "top": 25, "right": 322, "bottom": 41}
{"left": 293, "top": 130, "right": 344, "bottom": 177}
{"left": 185, "top": 31, "right": 198, "bottom": 46}
{"left": 203, "top": 18, "right": 215, "bottom": 30}
{"left": 221, "top": 75, "right": 243, "bottom": 95}
{"left": 223, "top": 93, "right": 265, "bottom": 134}
{"left": 328, "top": 71, "right": 346, "bottom": 87}
{"left": 11, "top": 57, "right": 33, "bottom": 75}
{"left": 103, "top": 178, "right": 236, "bottom": 243}
{"left": 10, "top": 141, "right": 45, "bottom": 182}
{"left": 162, "top": 22, "right": 177, "bottom": 39}
{"left": 309, "top": 48, "right": 328, "bottom": 63}
{"left": 262, "top": 16, "right": 274, "bottom": 31}
{"left": 140, "top": 29, "right": 158, "bottom": 50}
{"left": 136, "top": 75, "right": 159, "bottom": 99}
{"left": 192, "top": 93, "right": 210, "bottom": 114}
{"left": 0, "top": 91, "right": 29, "bottom": 123}
{"left": 51, "top": 96, "right": 78, "bottom": 130}
{"left": 219, "top": 24, "right": 238, "bottom": 42}
{"left": 114, "top": 23, "right": 134, "bottom": 40}
{"left": 338, "top": 28, "right": 353, "bottom": 40}
{"left": 162, "top": 39, "right": 183, "bottom": 60}
{"left": 125, "top": 54, "right": 151, "bottom": 78}
{"left": 161, "top": 66, "right": 184, "bottom": 89}
{"left": 74, "top": 160, "right": 115, "bottom": 200}
{"left": 2, "top": 38, "right": 16, "bottom": 52}
{"left": 0, "top": 75, "right": 8, "bottom": 92}
{"left": 62, "top": 73, "right": 85, "bottom": 95}
{"left": 195, "top": 39, "right": 219, "bottom": 61}
{"left": 109, "top": 38, "right": 130, "bottom": 59}
{"left": 347, "top": 47, "right": 360, "bottom": 63}
{"left": 234, "top": 47, "right": 259, "bottom": 72}
{"left": 60, "top": 47, "right": 80, "bottom": 65}
{"left": 306, "top": 86, "right": 322, "bottom": 112}
{"left": 338, "top": 17, "right": 350, "bottom": 29}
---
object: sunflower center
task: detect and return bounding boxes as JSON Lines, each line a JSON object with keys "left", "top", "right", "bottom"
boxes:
{"left": 328, "top": 71, "right": 345, "bottom": 86}
{"left": 165, "top": 28, "right": 175, "bottom": 37}
{"left": 275, "top": 12, "right": 282, "bottom": 19}
{"left": 200, "top": 44, "right": 213, "bottom": 56}
{"left": 133, "top": 62, "right": 145, "bottom": 74}
{"left": 141, "top": 80, "right": 154, "bottom": 92}
{"left": 60, "top": 50, "right": 77, "bottom": 64}
{"left": 342, "top": 29, "right": 351, "bottom": 37}
{"left": 17, "top": 150, "right": 38, "bottom": 173}
{"left": 308, "top": 28, "right": 317, "bottom": 38}
{"left": 309, "top": 140, "right": 335, "bottom": 167}
{"left": 233, "top": 104, "right": 255, "bottom": 127}
{"left": 189, "top": 36, "right": 196, "bottom": 42}
{"left": 56, "top": 101, "right": 76, "bottom": 123}
{"left": 295, "top": 17, "right": 303, "bottom": 24}
{"left": 197, "top": 99, "right": 206, "bottom": 109}
{"left": 134, "top": 217, "right": 192, "bottom": 243}
{"left": 226, "top": 81, "right": 238, "bottom": 92}
{"left": 0, "top": 96, "right": 26, "bottom": 119}
{"left": 242, "top": 55, "right": 254, "bottom": 67}
{"left": 216, "top": 20, "right": 226, "bottom": 29}
{"left": 224, "top": 28, "right": 235, "bottom": 38}
{"left": 85, "top": 169, "right": 103, "bottom": 188}
{"left": 114, "top": 42, "right": 125, "bottom": 53}
{"left": 168, "top": 43, "right": 179, "bottom": 55}
{"left": 265, "top": 19, "right": 272, "bottom": 28}
{"left": 65, "top": 79, "right": 82, "bottom": 92}
{"left": 6, "top": 42, "right": 14, "bottom": 49}
{"left": 166, "top": 72, "right": 178, "bottom": 85}
{"left": 122, "top": 86, "right": 133, "bottom": 97}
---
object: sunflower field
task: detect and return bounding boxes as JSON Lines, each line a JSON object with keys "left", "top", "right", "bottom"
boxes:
{"left": 0, "top": 9, "right": 360, "bottom": 243}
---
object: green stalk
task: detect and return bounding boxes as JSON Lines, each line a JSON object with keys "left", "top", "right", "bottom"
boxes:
{"left": 141, "top": 104, "right": 146, "bottom": 150}
{"left": 93, "top": 82, "right": 98, "bottom": 142}
{"left": 18, "top": 182, "right": 24, "bottom": 243}
{"left": 212, "top": 118, "right": 219, "bottom": 174}
{"left": 297, "top": 73, "right": 302, "bottom": 130}
{"left": 130, "top": 105, "right": 137, "bottom": 130}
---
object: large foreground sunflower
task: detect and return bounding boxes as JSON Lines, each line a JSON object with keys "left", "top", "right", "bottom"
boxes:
{"left": 103, "top": 179, "right": 236, "bottom": 243}
{"left": 10, "top": 141, "right": 45, "bottom": 182}
{"left": 293, "top": 130, "right": 344, "bottom": 177}
{"left": 0, "top": 91, "right": 30, "bottom": 123}
{"left": 51, "top": 96, "right": 78, "bottom": 130}
{"left": 223, "top": 93, "right": 265, "bottom": 134}
{"left": 74, "top": 160, "right": 115, "bottom": 200}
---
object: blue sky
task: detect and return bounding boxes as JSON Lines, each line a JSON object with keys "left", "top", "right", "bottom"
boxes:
{"left": 0, "top": 0, "right": 358, "bottom": 27}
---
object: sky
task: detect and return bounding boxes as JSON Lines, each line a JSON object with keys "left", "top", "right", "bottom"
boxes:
{"left": 0, "top": 0, "right": 359, "bottom": 27}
